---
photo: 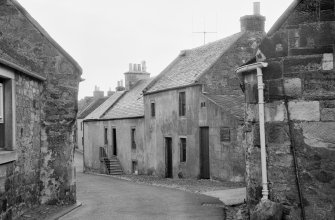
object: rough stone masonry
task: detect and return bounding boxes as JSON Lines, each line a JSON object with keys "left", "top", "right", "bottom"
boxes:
{"left": 241, "top": 0, "right": 335, "bottom": 219}
{"left": 0, "top": 0, "right": 81, "bottom": 219}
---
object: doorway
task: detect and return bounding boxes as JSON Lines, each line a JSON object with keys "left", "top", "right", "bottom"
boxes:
{"left": 112, "top": 128, "right": 117, "bottom": 156}
{"left": 200, "top": 127, "right": 210, "bottom": 179}
{"left": 165, "top": 137, "right": 173, "bottom": 178}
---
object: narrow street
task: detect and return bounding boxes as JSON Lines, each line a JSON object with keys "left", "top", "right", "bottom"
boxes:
{"left": 61, "top": 151, "right": 224, "bottom": 220}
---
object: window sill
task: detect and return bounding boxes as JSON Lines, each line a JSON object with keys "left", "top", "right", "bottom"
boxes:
{"left": 0, "top": 150, "right": 17, "bottom": 164}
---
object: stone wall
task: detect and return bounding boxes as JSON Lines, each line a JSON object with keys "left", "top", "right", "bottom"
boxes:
{"left": 0, "top": 73, "right": 42, "bottom": 219}
{"left": 0, "top": 0, "right": 81, "bottom": 218}
{"left": 199, "top": 95, "right": 245, "bottom": 182}
{"left": 199, "top": 31, "right": 264, "bottom": 96}
{"left": 244, "top": 1, "right": 335, "bottom": 219}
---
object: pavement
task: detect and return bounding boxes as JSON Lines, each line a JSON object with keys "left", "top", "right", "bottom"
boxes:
{"left": 202, "top": 188, "right": 246, "bottom": 206}
{"left": 60, "top": 150, "right": 225, "bottom": 220}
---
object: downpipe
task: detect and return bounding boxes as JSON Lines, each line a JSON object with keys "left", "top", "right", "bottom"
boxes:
{"left": 236, "top": 62, "right": 269, "bottom": 200}
{"left": 256, "top": 67, "right": 269, "bottom": 200}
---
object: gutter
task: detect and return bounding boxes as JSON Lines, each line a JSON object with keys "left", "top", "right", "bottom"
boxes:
{"left": 84, "top": 116, "right": 144, "bottom": 122}
{"left": 143, "top": 83, "right": 201, "bottom": 96}
{"left": 236, "top": 62, "right": 269, "bottom": 201}
{"left": 0, "top": 57, "right": 46, "bottom": 81}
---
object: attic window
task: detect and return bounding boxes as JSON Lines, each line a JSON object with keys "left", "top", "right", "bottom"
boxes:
{"left": 220, "top": 127, "right": 230, "bottom": 142}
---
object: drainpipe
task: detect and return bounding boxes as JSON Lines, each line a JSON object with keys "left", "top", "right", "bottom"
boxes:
{"left": 236, "top": 62, "right": 269, "bottom": 200}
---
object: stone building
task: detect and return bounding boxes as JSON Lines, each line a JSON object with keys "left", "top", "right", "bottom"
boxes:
{"left": 0, "top": 1, "right": 81, "bottom": 218}
{"left": 237, "top": 0, "right": 335, "bottom": 219}
{"left": 76, "top": 88, "right": 108, "bottom": 151}
{"left": 83, "top": 63, "right": 152, "bottom": 175}
{"left": 141, "top": 4, "right": 265, "bottom": 180}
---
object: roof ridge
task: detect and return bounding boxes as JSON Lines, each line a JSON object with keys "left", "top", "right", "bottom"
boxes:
{"left": 143, "top": 56, "right": 181, "bottom": 94}
{"left": 99, "top": 91, "right": 127, "bottom": 119}
{"left": 190, "top": 32, "right": 243, "bottom": 51}
{"left": 77, "top": 97, "right": 108, "bottom": 119}
{"left": 267, "top": 0, "right": 302, "bottom": 36}
{"left": 194, "top": 32, "right": 245, "bottom": 82}
{"left": 11, "top": 0, "right": 82, "bottom": 75}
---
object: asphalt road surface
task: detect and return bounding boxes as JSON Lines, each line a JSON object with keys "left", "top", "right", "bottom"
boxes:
{"left": 61, "top": 152, "right": 224, "bottom": 220}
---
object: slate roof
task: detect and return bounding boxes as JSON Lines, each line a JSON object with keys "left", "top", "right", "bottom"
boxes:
{"left": 101, "top": 78, "right": 153, "bottom": 120}
{"left": 144, "top": 32, "right": 243, "bottom": 94}
{"left": 77, "top": 97, "right": 109, "bottom": 119}
{"left": 85, "top": 91, "right": 125, "bottom": 120}
{"left": 204, "top": 94, "right": 245, "bottom": 119}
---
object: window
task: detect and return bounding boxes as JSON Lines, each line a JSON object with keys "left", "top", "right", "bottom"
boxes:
{"left": 0, "top": 74, "right": 14, "bottom": 151}
{"left": 132, "top": 160, "right": 138, "bottom": 174}
{"left": 180, "top": 138, "right": 186, "bottom": 163}
{"left": 220, "top": 127, "right": 231, "bottom": 142}
{"left": 179, "top": 91, "right": 186, "bottom": 116}
{"left": 151, "top": 101, "right": 155, "bottom": 117}
{"left": 131, "top": 128, "right": 136, "bottom": 149}
{"left": 104, "top": 127, "right": 108, "bottom": 145}
{"left": 0, "top": 83, "right": 3, "bottom": 123}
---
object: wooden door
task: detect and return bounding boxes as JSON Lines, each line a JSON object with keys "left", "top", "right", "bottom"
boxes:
{"left": 200, "top": 127, "right": 210, "bottom": 179}
{"left": 112, "top": 128, "right": 117, "bottom": 156}
{"left": 165, "top": 137, "right": 173, "bottom": 178}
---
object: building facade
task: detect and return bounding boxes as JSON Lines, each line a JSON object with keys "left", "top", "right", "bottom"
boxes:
{"left": 142, "top": 5, "right": 265, "bottom": 181}
{"left": 0, "top": 1, "right": 81, "bottom": 218}
{"left": 83, "top": 63, "right": 151, "bottom": 175}
{"left": 239, "top": 0, "right": 335, "bottom": 219}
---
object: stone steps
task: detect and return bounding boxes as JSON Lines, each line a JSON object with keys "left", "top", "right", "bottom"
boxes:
{"left": 103, "top": 158, "right": 123, "bottom": 175}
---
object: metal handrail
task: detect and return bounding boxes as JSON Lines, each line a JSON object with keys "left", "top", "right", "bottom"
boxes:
{"left": 99, "top": 146, "right": 108, "bottom": 160}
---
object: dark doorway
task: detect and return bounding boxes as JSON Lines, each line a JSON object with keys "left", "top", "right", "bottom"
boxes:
{"left": 200, "top": 127, "right": 210, "bottom": 179}
{"left": 165, "top": 137, "right": 173, "bottom": 178}
{"left": 112, "top": 128, "right": 117, "bottom": 156}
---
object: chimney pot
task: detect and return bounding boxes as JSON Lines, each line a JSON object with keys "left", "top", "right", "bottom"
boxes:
{"left": 253, "top": 2, "right": 260, "bottom": 15}
{"left": 138, "top": 64, "right": 141, "bottom": 72}
{"left": 133, "top": 64, "right": 137, "bottom": 71}
{"left": 129, "top": 63, "right": 132, "bottom": 71}
{"left": 240, "top": 2, "right": 265, "bottom": 32}
{"left": 142, "top": 61, "right": 146, "bottom": 72}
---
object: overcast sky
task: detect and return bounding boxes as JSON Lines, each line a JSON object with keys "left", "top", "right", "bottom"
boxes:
{"left": 17, "top": 0, "right": 293, "bottom": 99}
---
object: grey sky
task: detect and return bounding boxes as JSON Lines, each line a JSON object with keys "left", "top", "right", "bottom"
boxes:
{"left": 17, "top": 0, "right": 293, "bottom": 99}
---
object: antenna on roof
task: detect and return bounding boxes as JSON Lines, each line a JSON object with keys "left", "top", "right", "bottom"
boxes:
{"left": 192, "top": 15, "right": 217, "bottom": 45}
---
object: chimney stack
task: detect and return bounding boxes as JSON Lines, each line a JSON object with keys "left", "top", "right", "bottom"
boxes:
{"left": 124, "top": 61, "right": 150, "bottom": 90}
{"left": 93, "top": 86, "right": 104, "bottom": 99}
{"left": 115, "top": 80, "right": 125, "bottom": 91}
{"left": 240, "top": 2, "right": 265, "bottom": 32}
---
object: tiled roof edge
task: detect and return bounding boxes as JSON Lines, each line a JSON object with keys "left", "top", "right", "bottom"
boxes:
{"left": 267, "top": 0, "right": 302, "bottom": 36}
{"left": 143, "top": 55, "right": 182, "bottom": 94}
{"left": 99, "top": 92, "right": 127, "bottom": 119}
{"left": 194, "top": 32, "right": 245, "bottom": 82}
{"left": 202, "top": 94, "right": 244, "bottom": 120}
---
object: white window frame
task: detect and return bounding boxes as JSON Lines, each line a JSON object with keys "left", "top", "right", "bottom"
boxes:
{"left": 0, "top": 66, "right": 17, "bottom": 164}
{"left": 0, "top": 83, "right": 3, "bottom": 123}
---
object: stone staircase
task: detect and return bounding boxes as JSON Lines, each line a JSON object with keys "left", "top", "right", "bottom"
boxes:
{"left": 103, "top": 156, "right": 123, "bottom": 175}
